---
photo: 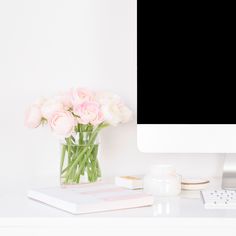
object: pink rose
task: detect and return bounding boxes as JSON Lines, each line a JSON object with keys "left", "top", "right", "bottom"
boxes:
{"left": 25, "top": 105, "right": 42, "bottom": 128}
{"left": 56, "top": 91, "right": 73, "bottom": 110}
{"left": 74, "top": 101, "right": 104, "bottom": 125}
{"left": 49, "top": 111, "right": 76, "bottom": 137}
{"left": 90, "top": 110, "right": 104, "bottom": 125}
{"left": 71, "top": 88, "right": 94, "bottom": 106}
{"left": 41, "top": 99, "right": 64, "bottom": 120}
{"left": 101, "top": 101, "right": 132, "bottom": 126}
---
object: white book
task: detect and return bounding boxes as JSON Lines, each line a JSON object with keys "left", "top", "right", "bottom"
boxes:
{"left": 28, "top": 183, "right": 154, "bottom": 214}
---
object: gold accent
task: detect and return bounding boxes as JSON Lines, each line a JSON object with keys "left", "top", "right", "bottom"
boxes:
{"left": 120, "top": 176, "right": 141, "bottom": 180}
{"left": 181, "top": 180, "right": 210, "bottom": 185}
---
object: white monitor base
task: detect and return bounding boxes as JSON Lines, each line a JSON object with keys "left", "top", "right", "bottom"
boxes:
{"left": 222, "top": 156, "right": 236, "bottom": 190}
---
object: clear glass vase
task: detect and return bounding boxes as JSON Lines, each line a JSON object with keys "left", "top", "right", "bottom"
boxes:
{"left": 60, "top": 132, "right": 101, "bottom": 185}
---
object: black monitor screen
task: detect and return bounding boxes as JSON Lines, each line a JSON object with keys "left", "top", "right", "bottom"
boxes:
{"left": 137, "top": 2, "right": 235, "bottom": 125}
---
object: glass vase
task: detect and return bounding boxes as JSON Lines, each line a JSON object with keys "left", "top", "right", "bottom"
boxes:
{"left": 60, "top": 132, "right": 101, "bottom": 185}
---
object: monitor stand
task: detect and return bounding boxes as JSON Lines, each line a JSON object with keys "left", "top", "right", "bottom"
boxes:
{"left": 222, "top": 155, "right": 236, "bottom": 189}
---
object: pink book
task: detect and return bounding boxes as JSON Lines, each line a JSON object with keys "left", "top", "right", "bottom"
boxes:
{"left": 27, "top": 183, "right": 154, "bottom": 214}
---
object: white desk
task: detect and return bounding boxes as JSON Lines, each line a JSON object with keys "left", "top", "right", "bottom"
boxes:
{"left": 1, "top": 177, "right": 236, "bottom": 218}
{"left": 2, "top": 178, "right": 236, "bottom": 235}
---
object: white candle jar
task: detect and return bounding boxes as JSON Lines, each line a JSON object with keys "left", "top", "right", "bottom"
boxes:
{"left": 143, "top": 165, "right": 181, "bottom": 196}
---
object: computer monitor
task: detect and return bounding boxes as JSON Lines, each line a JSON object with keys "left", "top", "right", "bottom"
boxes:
{"left": 137, "top": 1, "right": 236, "bottom": 189}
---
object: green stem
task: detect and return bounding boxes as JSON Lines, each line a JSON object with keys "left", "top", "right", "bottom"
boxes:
{"left": 62, "top": 123, "right": 107, "bottom": 183}
{"left": 66, "top": 138, "right": 72, "bottom": 164}
{"left": 65, "top": 131, "right": 99, "bottom": 182}
{"left": 60, "top": 144, "right": 66, "bottom": 174}
{"left": 74, "top": 142, "right": 97, "bottom": 182}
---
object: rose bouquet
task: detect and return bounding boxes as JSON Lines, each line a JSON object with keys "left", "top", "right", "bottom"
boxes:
{"left": 25, "top": 87, "right": 132, "bottom": 184}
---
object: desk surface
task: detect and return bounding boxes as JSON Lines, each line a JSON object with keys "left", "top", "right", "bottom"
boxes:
{"left": 1, "top": 177, "right": 236, "bottom": 218}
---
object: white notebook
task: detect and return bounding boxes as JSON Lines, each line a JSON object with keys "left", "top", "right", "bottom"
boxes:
{"left": 28, "top": 183, "right": 154, "bottom": 214}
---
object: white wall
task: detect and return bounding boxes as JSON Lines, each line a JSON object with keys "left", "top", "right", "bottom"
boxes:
{"left": 0, "top": 0, "right": 225, "bottom": 185}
